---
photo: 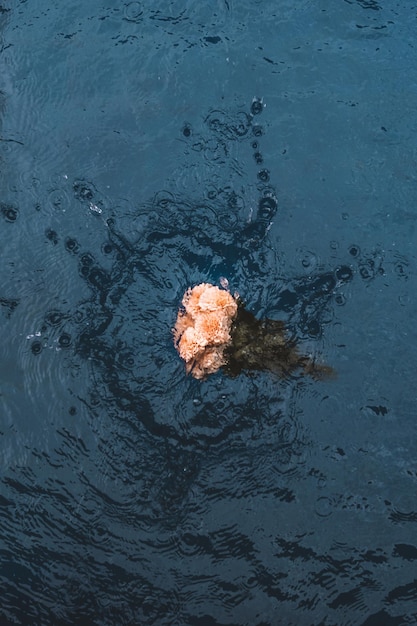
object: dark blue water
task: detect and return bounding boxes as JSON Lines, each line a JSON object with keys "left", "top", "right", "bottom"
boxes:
{"left": 1, "top": 1, "right": 417, "bottom": 624}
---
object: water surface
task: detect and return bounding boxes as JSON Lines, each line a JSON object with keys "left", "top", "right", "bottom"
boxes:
{"left": 1, "top": 1, "right": 417, "bottom": 624}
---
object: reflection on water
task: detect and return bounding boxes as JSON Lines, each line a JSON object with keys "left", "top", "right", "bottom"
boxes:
{"left": 1, "top": 1, "right": 417, "bottom": 625}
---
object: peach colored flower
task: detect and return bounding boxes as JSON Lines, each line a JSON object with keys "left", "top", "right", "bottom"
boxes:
{"left": 173, "top": 283, "right": 237, "bottom": 379}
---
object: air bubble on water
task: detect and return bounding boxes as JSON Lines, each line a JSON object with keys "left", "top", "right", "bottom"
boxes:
{"left": 89, "top": 203, "right": 102, "bottom": 214}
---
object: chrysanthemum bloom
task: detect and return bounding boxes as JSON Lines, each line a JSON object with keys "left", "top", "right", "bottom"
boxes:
{"left": 173, "top": 283, "right": 238, "bottom": 379}
{"left": 174, "top": 282, "right": 334, "bottom": 381}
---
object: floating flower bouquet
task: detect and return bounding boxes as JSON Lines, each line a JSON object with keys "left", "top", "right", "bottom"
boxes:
{"left": 173, "top": 282, "right": 333, "bottom": 380}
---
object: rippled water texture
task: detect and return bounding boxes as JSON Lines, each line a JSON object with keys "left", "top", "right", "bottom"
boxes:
{"left": 1, "top": 1, "right": 417, "bottom": 625}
